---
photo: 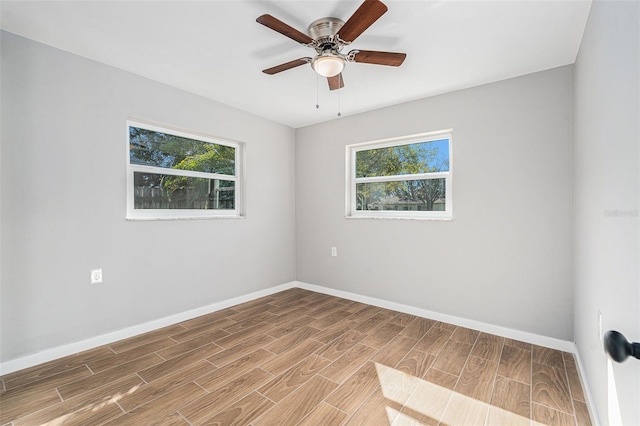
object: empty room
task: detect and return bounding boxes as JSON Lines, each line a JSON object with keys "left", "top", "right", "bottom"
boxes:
{"left": 1, "top": 0, "right": 638, "bottom": 425}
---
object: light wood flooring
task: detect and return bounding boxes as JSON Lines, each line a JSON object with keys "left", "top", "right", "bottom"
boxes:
{"left": 1, "top": 288, "right": 592, "bottom": 425}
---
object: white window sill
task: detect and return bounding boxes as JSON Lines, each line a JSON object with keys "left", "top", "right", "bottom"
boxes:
{"left": 126, "top": 215, "right": 246, "bottom": 221}
{"left": 345, "top": 215, "right": 452, "bottom": 221}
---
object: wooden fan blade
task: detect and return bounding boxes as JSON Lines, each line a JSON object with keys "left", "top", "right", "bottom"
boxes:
{"left": 327, "top": 73, "right": 345, "bottom": 91}
{"left": 351, "top": 50, "right": 406, "bottom": 66}
{"left": 262, "top": 58, "right": 311, "bottom": 75}
{"left": 256, "top": 14, "right": 314, "bottom": 45}
{"left": 338, "top": 0, "right": 388, "bottom": 43}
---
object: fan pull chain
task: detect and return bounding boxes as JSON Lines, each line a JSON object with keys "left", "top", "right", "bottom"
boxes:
{"left": 337, "top": 91, "right": 342, "bottom": 117}
{"left": 316, "top": 76, "right": 320, "bottom": 109}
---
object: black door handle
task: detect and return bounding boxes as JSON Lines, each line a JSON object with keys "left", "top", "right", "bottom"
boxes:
{"left": 604, "top": 330, "right": 640, "bottom": 362}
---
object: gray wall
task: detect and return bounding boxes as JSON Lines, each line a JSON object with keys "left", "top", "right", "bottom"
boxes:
{"left": 5, "top": 12, "right": 639, "bottom": 425}
{"left": 296, "top": 66, "right": 574, "bottom": 340}
{"left": 0, "top": 32, "right": 296, "bottom": 362}
{"left": 573, "top": 1, "right": 640, "bottom": 424}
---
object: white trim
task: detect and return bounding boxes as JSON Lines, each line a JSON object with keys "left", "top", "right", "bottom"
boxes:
{"left": 350, "top": 208, "right": 451, "bottom": 220}
{"left": 126, "top": 119, "right": 243, "bottom": 149}
{"left": 355, "top": 172, "right": 449, "bottom": 184}
{"left": 345, "top": 131, "right": 452, "bottom": 220}
{"left": 130, "top": 164, "right": 238, "bottom": 182}
{"left": 345, "top": 215, "right": 453, "bottom": 222}
{"left": 126, "top": 215, "right": 246, "bottom": 221}
{"left": 294, "top": 281, "right": 575, "bottom": 352}
{"left": 348, "top": 129, "right": 454, "bottom": 150}
{"left": 0, "top": 282, "right": 296, "bottom": 375}
{"left": 292, "top": 281, "right": 600, "bottom": 423}
{"left": 126, "top": 119, "right": 244, "bottom": 220}
{"left": 2, "top": 279, "right": 577, "bottom": 373}
{"left": 0, "top": 279, "right": 598, "bottom": 426}
{"left": 571, "top": 343, "right": 602, "bottom": 426}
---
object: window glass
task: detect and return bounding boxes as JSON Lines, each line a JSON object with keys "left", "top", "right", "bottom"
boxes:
{"left": 356, "top": 139, "right": 449, "bottom": 178}
{"left": 133, "top": 172, "right": 235, "bottom": 210}
{"left": 347, "top": 131, "right": 452, "bottom": 219}
{"left": 127, "top": 121, "right": 242, "bottom": 219}
{"left": 356, "top": 178, "right": 446, "bottom": 212}
{"left": 129, "top": 127, "right": 235, "bottom": 175}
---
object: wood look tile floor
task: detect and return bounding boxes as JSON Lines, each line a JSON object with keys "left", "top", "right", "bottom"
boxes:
{"left": 0, "top": 288, "right": 592, "bottom": 425}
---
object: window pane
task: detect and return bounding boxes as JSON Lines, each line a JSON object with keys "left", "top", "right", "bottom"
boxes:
{"left": 356, "top": 139, "right": 449, "bottom": 178}
{"left": 129, "top": 127, "right": 235, "bottom": 175}
{"left": 134, "top": 172, "right": 234, "bottom": 210}
{"left": 356, "top": 178, "right": 446, "bottom": 211}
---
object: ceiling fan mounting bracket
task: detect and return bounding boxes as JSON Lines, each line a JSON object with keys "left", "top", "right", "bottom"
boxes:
{"left": 308, "top": 17, "right": 344, "bottom": 40}
{"left": 308, "top": 17, "right": 347, "bottom": 54}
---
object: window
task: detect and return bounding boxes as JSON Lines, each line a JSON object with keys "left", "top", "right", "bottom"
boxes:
{"left": 127, "top": 120, "right": 243, "bottom": 220}
{"left": 346, "top": 131, "right": 452, "bottom": 219}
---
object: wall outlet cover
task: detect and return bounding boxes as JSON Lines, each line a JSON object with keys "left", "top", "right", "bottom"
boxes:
{"left": 90, "top": 268, "right": 103, "bottom": 284}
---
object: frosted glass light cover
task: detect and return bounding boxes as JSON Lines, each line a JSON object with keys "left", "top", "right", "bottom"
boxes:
{"left": 312, "top": 55, "right": 345, "bottom": 77}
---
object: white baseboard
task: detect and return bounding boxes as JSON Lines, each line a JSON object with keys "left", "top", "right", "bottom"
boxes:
{"left": 0, "top": 282, "right": 297, "bottom": 375}
{"left": 571, "top": 344, "right": 601, "bottom": 426}
{"left": 1, "top": 279, "right": 599, "bottom": 424}
{"left": 294, "top": 281, "right": 600, "bottom": 425}
{"left": 295, "top": 281, "right": 575, "bottom": 352}
{"left": 1, "top": 278, "right": 595, "bottom": 426}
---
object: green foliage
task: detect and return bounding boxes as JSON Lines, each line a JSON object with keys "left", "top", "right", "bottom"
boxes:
{"left": 162, "top": 144, "right": 234, "bottom": 196}
{"left": 130, "top": 127, "right": 235, "bottom": 174}
{"left": 130, "top": 126, "right": 236, "bottom": 208}
{"left": 356, "top": 147, "right": 402, "bottom": 178}
{"left": 356, "top": 141, "right": 449, "bottom": 211}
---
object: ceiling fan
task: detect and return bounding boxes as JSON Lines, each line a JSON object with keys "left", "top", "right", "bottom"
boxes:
{"left": 256, "top": 0, "right": 406, "bottom": 91}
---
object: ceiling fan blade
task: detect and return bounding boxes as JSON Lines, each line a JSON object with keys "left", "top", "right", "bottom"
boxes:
{"left": 262, "top": 58, "right": 311, "bottom": 75}
{"left": 256, "top": 14, "right": 314, "bottom": 45}
{"left": 351, "top": 50, "right": 406, "bottom": 66}
{"left": 328, "top": 73, "right": 345, "bottom": 91}
{"left": 338, "top": 0, "right": 388, "bottom": 43}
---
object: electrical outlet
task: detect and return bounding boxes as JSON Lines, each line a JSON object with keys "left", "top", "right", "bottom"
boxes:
{"left": 90, "top": 268, "right": 103, "bottom": 284}
{"left": 331, "top": 247, "right": 337, "bottom": 257}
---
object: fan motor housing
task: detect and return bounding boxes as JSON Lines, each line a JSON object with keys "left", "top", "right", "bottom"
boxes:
{"left": 309, "top": 17, "right": 345, "bottom": 51}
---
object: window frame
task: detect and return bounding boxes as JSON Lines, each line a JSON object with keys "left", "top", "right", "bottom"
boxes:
{"left": 126, "top": 120, "right": 244, "bottom": 220}
{"left": 345, "top": 130, "right": 453, "bottom": 220}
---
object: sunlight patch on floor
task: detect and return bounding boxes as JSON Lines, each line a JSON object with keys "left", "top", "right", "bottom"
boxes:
{"left": 42, "top": 384, "right": 141, "bottom": 426}
{"left": 374, "top": 362, "right": 532, "bottom": 426}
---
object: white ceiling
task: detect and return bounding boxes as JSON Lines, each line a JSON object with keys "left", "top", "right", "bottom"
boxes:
{"left": 1, "top": 0, "right": 591, "bottom": 128}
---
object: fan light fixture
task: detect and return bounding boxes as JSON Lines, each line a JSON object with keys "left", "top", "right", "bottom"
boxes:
{"left": 311, "top": 52, "right": 345, "bottom": 77}
{"left": 257, "top": 0, "right": 407, "bottom": 90}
